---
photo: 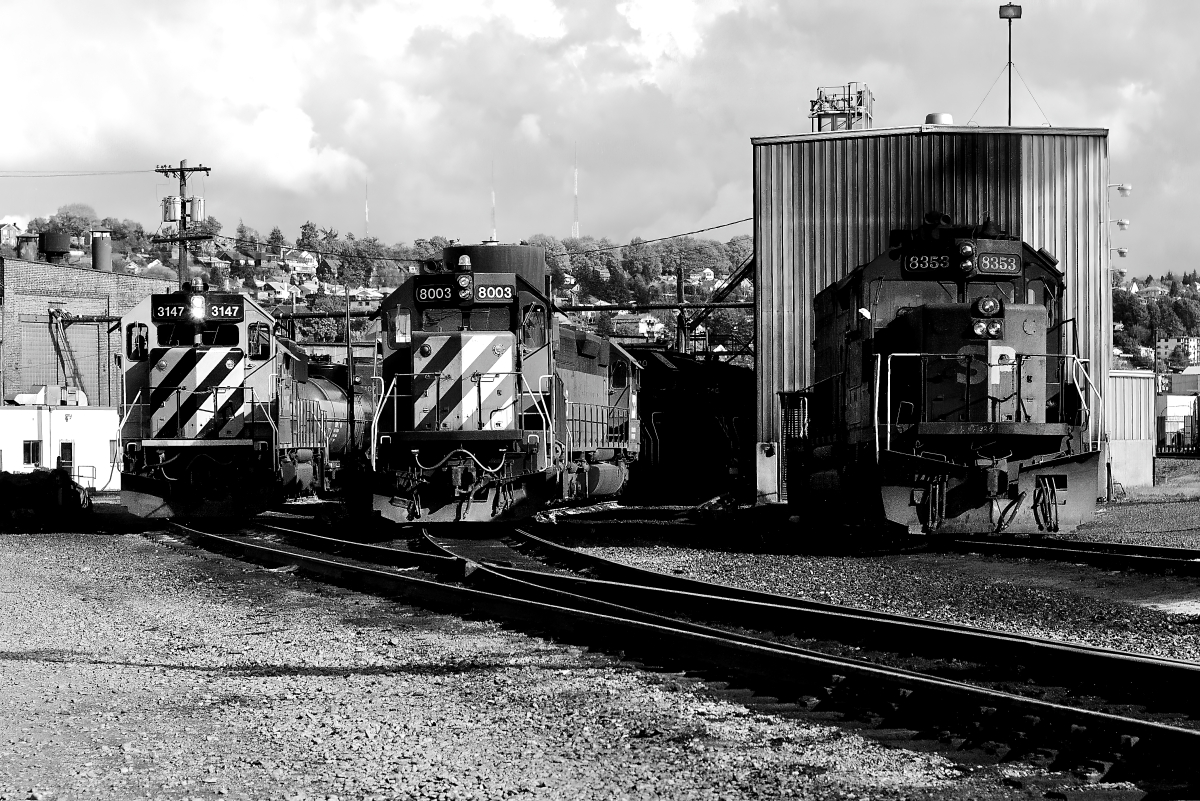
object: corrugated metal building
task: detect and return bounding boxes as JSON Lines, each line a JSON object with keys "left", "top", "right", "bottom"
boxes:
{"left": 753, "top": 124, "right": 1112, "bottom": 499}
{"left": 1106, "top": 370, "right": 1154, "bottom": 489}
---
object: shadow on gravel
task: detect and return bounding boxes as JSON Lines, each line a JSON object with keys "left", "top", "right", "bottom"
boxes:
{"left": 0, "top": 649, "right": 582, "bottom": 680}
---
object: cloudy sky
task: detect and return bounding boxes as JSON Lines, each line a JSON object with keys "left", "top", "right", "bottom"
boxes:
{"left": 0, "top": 0, "right": 1189, "bottom": 271}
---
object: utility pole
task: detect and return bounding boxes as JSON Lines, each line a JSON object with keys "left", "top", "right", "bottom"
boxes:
{"left": 154, "top": 160, "right": 211, "bottom": 291}
{"left": 675, "top": 256, "right": 686, "bottom": 352}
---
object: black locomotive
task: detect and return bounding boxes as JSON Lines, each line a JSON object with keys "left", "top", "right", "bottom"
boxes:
{"left": 784, "top": 214, "right": 1100, "bottom": 536}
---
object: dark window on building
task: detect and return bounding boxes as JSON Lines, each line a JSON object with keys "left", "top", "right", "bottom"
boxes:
{"left": 126, "top": 323, "right": 149, "bottom": 361}
{"left": 249, "top": 322, "right": 271, "bottom": 359}
{"left": 59, "top": 442, "right": 73, "bottom": 470}
{"left": 23, "top": 441, "right": 41, "bottom": 466}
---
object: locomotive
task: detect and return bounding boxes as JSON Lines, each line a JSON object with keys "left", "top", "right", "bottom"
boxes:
{"left": 784, "top": 214, "right": 1100, "bottom": 536}
{"left": 117, "top": 285, "right": 369, "bottom": 518}
{"left": 371, "top": 243, "right": 641, "bottom": 522}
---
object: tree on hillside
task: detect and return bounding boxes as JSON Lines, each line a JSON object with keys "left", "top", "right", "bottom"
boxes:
{"left": 49, "top": 203, "right": 98, "bottom": 237}
{"left": 724, "top": 234, "right": 752, "bottom": 273}
{"left": 25, "top": 217, "right": 50, "bottom": 235}
{"left": 297, "top": 221, "right": 320, "bottom": 253}
{"left": 236, "top": 220, "right": 260, "bottom": 249}
{"left": 266, "top": 226, "right": 288, "bottom": 255}
{"left": 621, "top": 237, "right": 660, "bottom": 283}
{"left": 526, "top": 234, "right": 568, "bottom": 289}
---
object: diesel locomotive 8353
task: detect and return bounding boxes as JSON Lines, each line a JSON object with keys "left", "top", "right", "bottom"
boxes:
{"left": 785, "top": 214, "right": 1101, "bottom": 536}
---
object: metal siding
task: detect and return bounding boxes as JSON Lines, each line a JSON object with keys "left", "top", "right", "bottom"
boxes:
{"left": 1106, "top": 370, "right": 1154, "bottom": 442}
{"left": 1020, "top": 133, "right": 1110, "bottom": 444}
{"left": 754, "top": 130, "right": 1024, "bottom": 444}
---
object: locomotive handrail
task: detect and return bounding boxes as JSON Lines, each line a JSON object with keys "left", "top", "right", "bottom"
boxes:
{"left": 370, "top": 376, "right": 398, "bottom": 469}
{"left": 880, "top": 352, "right": 1097, "bottom": 453}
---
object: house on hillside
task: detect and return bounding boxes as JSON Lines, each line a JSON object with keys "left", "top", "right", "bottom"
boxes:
{"left": 1138, "top": 283, "right": 1168, "bottom": 300}
{"left": 0, "top": 222, "right": 22, "bottom": 247}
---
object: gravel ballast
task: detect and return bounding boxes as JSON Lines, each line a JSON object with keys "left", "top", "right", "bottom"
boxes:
{"left": 579, "top": 542, "right": 1200, "bottom": 664}
{"left": 0, "top": 532, "right": 1044, "bottom": 801}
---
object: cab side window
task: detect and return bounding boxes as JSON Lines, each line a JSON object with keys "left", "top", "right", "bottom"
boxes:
{"left": 610, "top": 361, "right": 628, "bottom": 389}
{"left": 521, "top": 304, "right": 546, "bottom": 349}
{"left": 249, "top": 322, "right": 271, "bottom": 359}
{"left": 388, "top": 308, "right": 411, "bottom": 346}
{"left": 126, "top": 323, "right": 149, "bottom": 361}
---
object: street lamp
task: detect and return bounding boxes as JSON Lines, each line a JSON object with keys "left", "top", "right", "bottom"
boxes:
{"left": 1108, "top": 183, "right": 1133, "bottom": 197}
{"left": 1109, "top": 247, "right": 1128, "bottom": 258}
{"left": 1109, "top": 219, "right": 1131, "bottom": 231}
{"left": 999, "top": 4, "right": 1022, "bottom": 125}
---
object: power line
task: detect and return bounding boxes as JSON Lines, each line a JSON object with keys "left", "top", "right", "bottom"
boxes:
{"left": 0, "top": 169, "right": 155, "bottom": 178}
{"left": 206, "top": 216, "right": 754, "bottom": 267}
{"left": 563, "top": 217, "right": 753, "bottom": 258}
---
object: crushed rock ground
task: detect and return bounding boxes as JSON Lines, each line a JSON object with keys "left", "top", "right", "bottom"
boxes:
{"left": 0, "top": 531, "right": 1058, "bottom": 801}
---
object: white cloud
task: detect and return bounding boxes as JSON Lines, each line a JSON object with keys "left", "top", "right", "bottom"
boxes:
{"left": 516, "top": 113, "right": 544, "bottom": 144}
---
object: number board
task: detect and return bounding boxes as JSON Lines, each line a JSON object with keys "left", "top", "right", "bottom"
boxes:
{"left": 472, "top": 272, "right": 516, "bottom": 305}
{"left": 150, "top": 294, "right": 244, "bottom": 322}
{"left": 413, "top": 277, "right": 457, "bottom": 306}
{"left": 976, "top": 240, "right": 1024, "bottom": 276}
{"left": 903, "top": 253, "right": 951, "bottom": 274}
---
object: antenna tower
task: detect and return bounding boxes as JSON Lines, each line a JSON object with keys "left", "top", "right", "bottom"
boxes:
{"left": 571, "top": 143, "right": 580, "bottom": 238}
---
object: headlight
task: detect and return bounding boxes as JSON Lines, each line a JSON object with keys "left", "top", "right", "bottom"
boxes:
{"left": 189, "top": 295, "right": 206, "bottom": 319}
{"left": 224, "top": 358, "right": 236, "bottom": 370}
{"left": 456, "top": 275, "right": 471, "bottom": 288}
{"left": 958, "top": 242, "right": 975, "bottom": 256}
{"left": 419, "top": 343, "right": 432, "bottom": 357}
{"left": 986, "top": 320, "right": 1003, "bottom": 338}
{"left": 972, "top": 320, "right": 988, "bottom": 337}
{"left": 959, "top": 259, "right": 975, "bottom": 271}
{"left": 977, "top": 297, "right": 1000, "bottom": 316}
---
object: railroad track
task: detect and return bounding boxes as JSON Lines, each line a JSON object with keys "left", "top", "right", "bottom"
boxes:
{"left": 162, "top": 520, "right": 1200, "bottom": 789}
{"left": 934, "top": 536, "right": 1200, "bottom": 575}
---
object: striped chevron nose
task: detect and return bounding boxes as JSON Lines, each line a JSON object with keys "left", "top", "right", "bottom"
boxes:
{"left": 148, "top": 347, "right": 247, "bottom": 439}
{"left": 413, "top": 333, "right": 516, "bottom": 431}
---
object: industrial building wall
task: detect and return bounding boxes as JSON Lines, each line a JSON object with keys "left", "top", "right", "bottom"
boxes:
{"left": 1106, "top": 370, "right": 1154, "bottom": 489}
{"left": 753, "top": 125, "right": 1110, "bottom": 498}
{"left": 0, "top": 258, "right": 172, "bottom": 405}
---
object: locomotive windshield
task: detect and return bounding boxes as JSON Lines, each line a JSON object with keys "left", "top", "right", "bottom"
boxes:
{"left": 420, "top": 307, "right": 511, "bottom": 332}
{"left": 156, "top": 322, "right": 240, "bottom": 347}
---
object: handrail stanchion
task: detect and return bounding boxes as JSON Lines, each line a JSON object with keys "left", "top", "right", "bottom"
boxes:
{"left": 873, "top": 354, "right": 882, "bottom": 460}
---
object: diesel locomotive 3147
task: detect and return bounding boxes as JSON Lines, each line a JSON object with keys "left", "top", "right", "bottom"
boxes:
{"left": 785, "top": 213, "right": 1100, "bottom": 536}
{"left": 370, "top": 243, "right": 641, "bottom": 522}
{"left": 117, "top": 287, "right": 368, "bottom": 518}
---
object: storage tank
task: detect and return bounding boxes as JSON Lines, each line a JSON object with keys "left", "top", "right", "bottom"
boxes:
{"left": 38, "top": 232, "right": 72, "bottom": 263}
{"left": 90, "top": 226, "right": 112, "bottom": 272}
{"left": 753, "top": 123, "right": 1111, "bottom": 501}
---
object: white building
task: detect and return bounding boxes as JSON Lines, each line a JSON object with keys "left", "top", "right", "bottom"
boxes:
{"left": 0, "top": 387, "right": 121, "bottom": 491}
{"left": 1157, "top": 336, "right": 1200, "bottom": 365}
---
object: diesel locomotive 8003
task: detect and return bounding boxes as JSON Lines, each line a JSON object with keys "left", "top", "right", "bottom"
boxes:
{"left": 785, "top": 213, "right": 1101, "bottom": 536}
{"left": 371, "top": 243, "right": 641, "bottom": 522}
